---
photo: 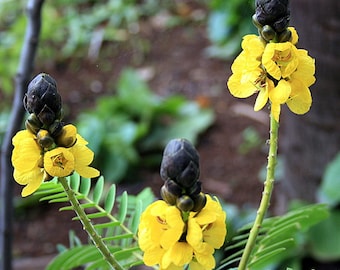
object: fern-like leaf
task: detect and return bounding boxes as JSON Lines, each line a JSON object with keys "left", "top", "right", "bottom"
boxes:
{"left": 217, "top": 204, "right": 329, "bottom": 269}
{"left": 33, "top": 173, "right": 154, "bottom": 270}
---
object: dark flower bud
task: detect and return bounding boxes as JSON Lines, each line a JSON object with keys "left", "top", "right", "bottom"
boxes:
{"left": 160, "top": 138, "right": 200, "bottom": 188}
{"left": 261, "top": 25, "right": 276, "bottom": 42}
{"left": 165, "top": 179, "right": 183, "bottom": 197}
{"left": 161, "top": 179, "right": 183, "bottom": 205}
{"left": 160, "top": 185, "right": 177, "bottom": 205}
{"left": 37, "top": 129, "right": 54, "bottom": 149}
{"left": 24, "top": 73, "right": 62, "bottom": 126}
{"left": 254, "top": 0, "right": 290, "bottom": 33}
{"left": 176, "top": 195, "right": 194, "bottom": 212}
{"left": 186, "top": 181, "right": 202, "bottom": 196}
{"left": 191, "top": 192, "right": 207, "bottom": 212}
{"left": 25, "top": 113, "right": 43, "bottom": 134}
{"left": 277, "top": 28, "right": 292, "bottom": 42}
{"left": 177, "top": 160, "right": 200, "bottom": 188}
{"left": 49, "top": 120, "right": 64, "bottom": 138}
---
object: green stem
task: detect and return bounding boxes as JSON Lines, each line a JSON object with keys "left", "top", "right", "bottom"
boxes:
{"left": 238, "top": 114, "right": 279, "bottom": 270}
{"left": 58, "top": 177, "right": 124, "bottom": 270}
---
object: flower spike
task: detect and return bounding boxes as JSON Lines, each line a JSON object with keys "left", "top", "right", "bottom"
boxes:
{"left": 138, "top": 138, "right": 227, "bottom": 270}
{"left": 12, "top": 73, "right": 100, "bottom": 197}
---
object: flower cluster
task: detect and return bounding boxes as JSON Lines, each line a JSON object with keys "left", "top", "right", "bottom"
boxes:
{"left": 227, "top": 26, "right": 315, "bottom": 122}
{"left": 138, "top": 139, "right": 227, "bottom": 269}
{"left": 138, "top": 195, "right": 226, "bottom": 270}
{"left": 12, "top": 73, "right": 99, "bottom": 197}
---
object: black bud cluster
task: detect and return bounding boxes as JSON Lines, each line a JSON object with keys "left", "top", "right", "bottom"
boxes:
{"left": 160, "top": 138, "right": 206, "bottom": 212}
{"left": 253, "top": 0, "right": 292, "bottom": 42}
{"left": 24, "top": 73, "right": 64, "bottom": 137}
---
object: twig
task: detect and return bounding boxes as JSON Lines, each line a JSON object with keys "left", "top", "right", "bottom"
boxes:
{"left": 58, "top": 177, "right": 124, "bottom": 270}
{"left": 238, "top": 114, "right": 279, "bottom": 270}
{"left": 0, "top": 1, "right": 45, "bottom": 269}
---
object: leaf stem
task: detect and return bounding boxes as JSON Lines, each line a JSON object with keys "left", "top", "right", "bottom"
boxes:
{"left": 238, "top": 114, "right": 279, "bottom": 270}
{"left": 58, "top": 177, "right": 124, "bottom": 270}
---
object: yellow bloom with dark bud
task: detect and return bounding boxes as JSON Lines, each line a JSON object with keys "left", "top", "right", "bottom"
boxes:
{"left": 227, "top": 27, "right": 315, "bottom": 122}
{"left": 12, "top": 125, "right": 100, "bottom": 197}
{"left": 138, "top": 195, "right": 226, "bottom": 270}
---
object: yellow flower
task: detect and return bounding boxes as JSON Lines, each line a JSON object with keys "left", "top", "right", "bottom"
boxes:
{"left": 12, "top": 126, "right": 100, "bottom": 197}
{"left": 262, "top": 41, "right": 299, "bottom": 80}
{"left": 288, "top": 27, "right": 298, "bottom": 45}
{"left": 12, "top": 130, "right": 46, "bottom": 197}
{"left": 138, "top": 195, "right": 227, "bottom": 270}
{"left": 227, "top": 27, "right": 315, "bottom": 122}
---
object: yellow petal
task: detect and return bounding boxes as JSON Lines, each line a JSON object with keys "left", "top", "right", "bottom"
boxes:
{"left": 194, "top": 252, "right": 216, "bottom": 269}
{"left": 271, "top": 103, "right": 281, "bottom": 122}
{"left": 56, "top": 124, "right": 77, "bottom": 147}
{"left": 13, "top": 166, "right": 44, "bottom": 185}
{"left": 262, "top": 43, "right": 282, "bottom": 80}
{"left": 254, "top": 90, "right": 268, "bottom": 111}
{"left": 286, "top": 79, "right": 312, "bottom": 115}
{"left": 269, "top": 80, "right": 291, "bottom": 104}
{"left": 70, "top": 143, "right": 94, "bottom": 165}
{"left": 44, "top": 148, "right": 75, "bottom": 177}
{"left": 288, "top": 27, "right": 299, "bottom": 45}
{"left": 292, "top": 50, "right": 316, "bottom": 87}
{"left": 143, "top": 246, "right": 165, "bottom": 266}
{"left": 162, "top": 242, "right": 193, "bottom": 268}
{"left": 187, "top": 218, "right": 203, "bottom": 247}
{"left": 189, "top": 260, "right": 207, "bottom": 270}
{"left": 21, "top": 177, "right": 44, "bottom": 197}
{"left": 12, "top": 135, "right": 41, "bottom": 172}
{"left": 254, "top": 79, "right": 272, "bottom": 111}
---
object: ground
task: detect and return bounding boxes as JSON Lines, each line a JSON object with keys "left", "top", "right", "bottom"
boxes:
{"left": 12, "top": 12, "right": 270, "bottom": 269}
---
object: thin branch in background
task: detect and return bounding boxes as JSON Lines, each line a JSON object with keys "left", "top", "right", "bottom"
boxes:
{"left": 0, "top": 0, "right": 45, "bottom": 269}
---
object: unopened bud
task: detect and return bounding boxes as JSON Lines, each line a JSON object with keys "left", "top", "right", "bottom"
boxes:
{"left": 261, "top": 25, "right": 276, "bottom": 42}
{"left": 160, "top": 185, "right": 177, "bottom": 205}
{"left": 254, "top": 0, "right": 290, "bottom": 33}
{"left": 191, "top": 192, "right": 207, "bottom": 212}
{"left": 37, "top": 129, "right": 54, "bottom": 149}
{"left": 186, "top": 181, "right": 202, "bottom": 196}
{"left": 25, "top": 113, "right": 42, "bottom": 134}
{"left": 277, "top": 28, "right": 292, "bottom": 42}
{"left": 176, "top": 195, "right": 194, "bottom": 212}
{"left": 24, "top": 73, "right": 62, "bottom": 126}
{"left": 160, "top": 138, "right": 200, "bottom": 188}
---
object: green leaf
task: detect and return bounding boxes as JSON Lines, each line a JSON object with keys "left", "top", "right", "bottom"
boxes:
{"left": 317, "top": 152, "right": 340, "bottom": 206}
{"left": 218, "top": 204, "right": 329, "bottom": 269}
{"left": 104, "top": 184, "right": 116, "bottom": 213}
{"left": 118, "top": 191, "right": 128, "bottom": 223}
{"left": 307, "top": 209, "right": 340, "bottom": 261}
{"left": 92, "top": 176, "right": 104, "bottom": 204}
{"left": 79, "top": 177, "right": 91, "bottom": 196}
{"left": 69, "top": 173, "right": 80, "bottom": 191}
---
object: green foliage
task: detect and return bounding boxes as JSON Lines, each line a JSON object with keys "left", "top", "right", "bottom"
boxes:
{"left": 206, "top": 0, "right": 256, "bottom": 59}
{"left": 33, "top": 173, "right": 155, "bottom": 269}
{"left": 217, "top": 204, "right": 329, "bottom": 269}
{"left": 0, "top": 1, "right": 26, "bottom": 96}
{"left": 317, "top": 152, "right": 340, "bottom": 206}
{"left": 306, "top": 152, "right": 340, "bottom": 261}
{"left": 238, "top": 126, "right": 263, "bottom": 154}
{"left": 307, "top": 210, "right": 340, "bottom": 261}
{"left": 76, "top": 68, "right": 214, "bottom": 183}
{"left": 0, "top": 0, "right": 165, "bottom": 96}
{"left": 0, "top": 110, "right": 10, "bottom": 145}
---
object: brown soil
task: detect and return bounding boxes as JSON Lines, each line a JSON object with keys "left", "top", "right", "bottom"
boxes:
{"left": 12, "top": 11, "right": 270, "bottom": 269}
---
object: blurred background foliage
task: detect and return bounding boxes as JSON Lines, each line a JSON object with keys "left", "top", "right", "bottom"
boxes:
{"left": 2, "top": 0, "right": 340, "bottom": 268}
{"left": 0, "top": 0, "right": 253, "bottom": 182}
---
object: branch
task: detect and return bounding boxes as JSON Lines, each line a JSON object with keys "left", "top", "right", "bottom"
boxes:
{"left": 0, "top": 1, "right": 45, "bottom": 269}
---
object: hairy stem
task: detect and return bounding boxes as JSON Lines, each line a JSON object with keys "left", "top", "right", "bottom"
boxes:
{"left": 238, "top": 114, "right": 279, "bottom": 270}
{"left": 0, "top": 1, "right": 44, "bottom": 269}
{"left": 58, "top": 177, "right": 124, "bottom": 270}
